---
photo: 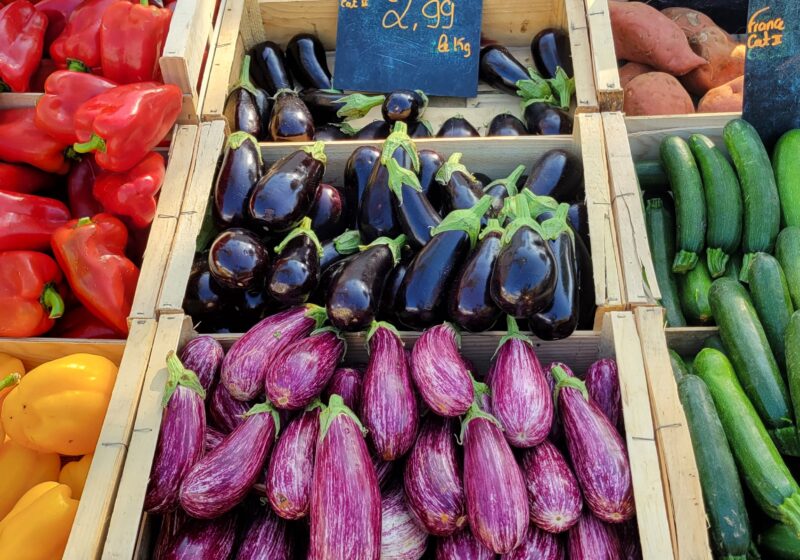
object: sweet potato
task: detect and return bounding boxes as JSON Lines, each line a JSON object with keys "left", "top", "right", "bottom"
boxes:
{"left": 697, "top": 75, "right": 743, "bottom": 113}
{"left": 619, "top": 62, "right": 654, "bottom": 88}
{"left": 610, "top": 1, "right": 708, "bottom": 76}
{"left": 624, "top": 72, "right": 695, "bottom": 116}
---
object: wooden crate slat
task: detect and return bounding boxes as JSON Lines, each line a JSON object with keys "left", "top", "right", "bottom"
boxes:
{"left": 564, "top": 0, "right": 599, "bottom": 112}
{"left": 162, "top": 0, "right": 218, "bottom": 99}
{"left": 583, "top": 0, "right": 622, "bottom": 111}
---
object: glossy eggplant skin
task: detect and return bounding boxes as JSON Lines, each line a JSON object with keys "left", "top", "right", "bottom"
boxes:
{"left": 236, "top": 288, "right": 272, "bottom": 326}
{"left": 479, "top": 44, "right": 529, "bottom": 95}
{"left": 382, "top": 90, "right": 425, "bottom": 122}
{"left": 440, "top": 170, "right": 484, "bottom": 215}
{"left": 213, "top": 133, "right": 262, "bottom": 229}
{"left": 356, "top": 120, "right": 392, "bottom": 140}
{"left": 437, "top": 116, "right": 480, "bottom": 138}
{"left": 393, "top": 184, "right": 441, "bottom": 249}
{"left": 378, "top": 250, "right": 412, "bottom": 321}
{"left": 574, "top": 232, "right": 596, "bottom": 330}
{"left": 225, "top": 87, "right": 265, "bottom": 140}
{"left": 568, "top": 201, "right": 589, "bottom": 244}
{"left": 266, "top": 234, "right": 320, "bottom": 305}
{"left": 250, "top": 41, "right": 293, "bottom": 95}
{"left": 488, "top": 113, "right": 528, "bottom": 136}
{"left": 208, "top": 228, "right": 270, "bottom": 290}
{"left": 313, "top": 253, "right": 354, "bottom": 305}
{"left": 343, "top": 146, "right": 380, "bottom": 218}
{"left": 408, "top": 120, "right": 433, "bottom": 138}
{"left": 449, "top": 230, "right": 503, "bottom": 332}
{"left": 358, "top": 147, "right": 407, "bottom": 243}
{"left": 286, "top": 33, "right": 332, "bottom": 90}
{"left": 525, "top": 102, "right": 573, "bottom": 135}
{"left": 269, "top": 90, "right": 315, "bottom": 142}
{"left": 532, "top": 28, "right": 573, "bottom": 78}
{"left": 309, "top": 183, "right": 347, "bottom": 240}
{"left": 314, "top": 124, "right": 349, "bottom": 142}
{"left": 530, "top": 230, "right": 579, "bottom": 340}
{"left": 418, "top": 149, "right": 444, "bottom": 210}
{"left": 183, "top": 254, "right": 237, "bottom": 321}
{"left": 524, "top": 149, "right": 583, "bottom": 203}
{"left": 300, "top": 89, "right": 347, "bottom": 124}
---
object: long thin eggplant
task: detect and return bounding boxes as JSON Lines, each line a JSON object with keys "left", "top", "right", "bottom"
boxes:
{"left": 161, "top": 512, "right": 237, "bottom": 560}
{"left": 505, "top": 525, "right": 565, "bottom": 560}
{"left": 484, "top": 165, "right": 525, "bottom": 219}
{"left": 378, "top": 248, "right": 412, "bottom": 322}
{"left": 532, "top": 28, "right": 573, "bottom": 78}
{"left": 524, "top": 101, "right": 573, "bottom": 135}
{"left": 266, "top": 218, "right": 323, "bottom": 304}
{"left": 584, "top": 358, "right": 622, "bottom": 430}
{"left": 479, "top": 44, "right": 529, "bottom": 95}
{"left": 488, "top": 113, "right": 528, "bottom": 136}
{"left": 153, "top": 510, "right": 186, "bottom": 560}
{"left": 435, "top": 528, "right": 494, "bottom": 560}
{"left": 300, "top": 89, "right": 385, "bottom": 124}
{"left": 524, "top": 149, "right": 583, "bottom": 203}
{"left": 568, "top": 201, "right": 589, "bottom": 243}
{"left": 567, "top": 513, "right": 623, "bottom": 560}
{"left": 353, "top": 120, "right": 392, "bottom": 140}
{"left": 145, "top": 353, "right": 207, "bottom": 514}
{"left": 269, "top": 89, "right": 315, "bottom": 142}
{"left": 265, "top": 329, "right": 344, "bottom": 409}
{"left": 418, "top": 149, "right": 444, "bottom": 210}
{"left": 209, "top": 382, "right": 250, "bottom": 433}
{"left": 489, "top": 316, "right": 553, "bottom": 447}
{"left": 249, "top": 142, "right": 326, "bottom": 232}
{"left": 225, "top": 55, "right": 271, "bottom": 140}
{"left": 286, "top": 33, "right": 332, "bottom": 90}
{"left": 266, "top": 402, "right": 322, "bottom": 519}
{"left": 552, "top": 362, "right": 634, "bottom": 522}
{"left": 382, "top": 90, "right": 427, "bottom": 122}
{"left": 178, "top": 336, "right": 223, "bottom": 393}
{"left": 249, "top": 41, "right": 293, "bottom": 95}
{"left": 237, "top": 506, "right": 295, "bottom": 560}
{"left": 213, "top": 132, "right": 263, "bottom": 229}
{"left": 324, "top": 367, "right": 362, "bottom": 412}
{"left": 522, "top": 440, "right": 582, "bottom": 533}
{"left": 435, "top": 152, "right": 485, "bottom": 215}
{"left": 344, "top": 146, "right": 380, "bottom": 217}
{"left": 205, "top": 426, "right": 224, "bottom": 453}
{"left": 380, "top": 483, "right": 428, "bottom": 560}
{"left": 179, "top": 402, "right": 280, "bottom": 518}
{"left": 574, "top": 231, "right": 596, "bottom": 329}
{"left": 436, "top": 116, "right": 480, "bottom": 138}
{"left": 208, "top": 228, "right": 269, "bottom": 290}
{"left": 310, "top": 395, "right": 381, "bottom": 560}
{"left": 362, "top": 322, "right": 418, "bottom": 460}
{"left": 309, "top": 183, "right": 348, "bottom": 241}
{"left": 403, "top": 415, "right": 466, "bottom": 536}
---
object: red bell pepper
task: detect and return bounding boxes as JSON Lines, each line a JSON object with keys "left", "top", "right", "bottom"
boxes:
{"left": 0, "top": 250, "right": 65, "bottom": 337}
{"left": 49, "top": 0, "right": 118, "bottom": 72}
{"left": 51, "top": 213, "right": 139, "bottom": 335}
{"left": 35, "top": 0, "right": 83, "bottom": 50}
{"left": 0, "top": 0, "right": 47, "bottom": 92}
{"left": 0, "top": 162, "right": 59, "bottom": 193}
{"left": 93, "top": 151, "right": 165, "bottom": 228}
{"left": 100, "top": 0, "right": 172, "bottom": 84}
{"left": 67, "top": 157, "right": 104, "bottom": 217}
{"left": 49, "top": 304, "right": 119, "bottom": 338}
{"left": 72, "top": 82, "right": 182, "bottom": 172}
{"left": 0, "top": 189, "right": 71, "bottom": 251}
{"left": 35, "top": 70, "right": 116, "bottom": 145}
{"left": 0, "top": 108, "right": 71, "bottom": 174}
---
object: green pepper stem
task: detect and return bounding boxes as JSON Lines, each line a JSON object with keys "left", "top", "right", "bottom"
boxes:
{"left": 66, "top": 59, "right": 90, "bottom": 73}
{"left": 41, "top": 284, "right": 64, "bottom": 320}
{"left": 76, "top": 217, "right": 93, "bottom": 227}
{"left": 73, "top": 134, "right": 106, "bottom": 154}
{"left": 0, "top": 372, "right": 20, "bottom": 392}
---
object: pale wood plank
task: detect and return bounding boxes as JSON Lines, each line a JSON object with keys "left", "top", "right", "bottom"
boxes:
{"left": 565, "top": 0, "right": 600, "bottom": 111}
{"left": 584, "top": 0, "right": 623, "bottom": 111}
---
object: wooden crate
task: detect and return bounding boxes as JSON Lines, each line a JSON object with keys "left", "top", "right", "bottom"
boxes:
{"left": 201, "top": 0, "right": 600, "bottom": 130}
{"left": 102, "top": 310, "right": 672, "bottom": 559}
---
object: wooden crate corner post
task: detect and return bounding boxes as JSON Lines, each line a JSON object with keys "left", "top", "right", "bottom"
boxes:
{"left": 582, "top": 0, "right": 623, "bottom": 111}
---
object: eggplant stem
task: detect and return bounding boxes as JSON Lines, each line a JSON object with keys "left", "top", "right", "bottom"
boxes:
{"left": 360, "top": 233, "right": 407, "bottom": 266}
{"left": 385, "top": 157, "right": 422, "bottom": 202}
{"left": 229, "top": 54, "right": 259, "bottom": 97}
{"left": 274, "top": 217, "right": 324, "bottom": 257}
{"left": 539, "top": 203, "right": 573, "bottom": 242}
{"left": 332, "top": 229, "right": 362, "bottom": 255}
{"left": 300, "top": 141, "right": 327, "bottom": 165}
{"left": 244, "top": 401, "right": 282, "bottom": 438}
{"left": 163, "top": 351, "right": 206, "bottom": 407}
{"left": 303, "top": 304, "right": 329, "bottom": 330}
{"left": 458, "top": 402, "right": 503, "bottom": 444}
{"left": 494, "top": 316, "right": 533, "bottom": 357}
{"left": 335, "top": 93, "right": 385, "bottom": 120}
{"left": 479, "top": 218, "right": 504, "bottom": 241}
{"left": 365, "top": 320, "right": 402, "bottom": 349}
{"left": 381, "top": 122, "right": 420, "bottom": 172}
{"left": 435, "top": 152, "right": 475, "bottom": 185}
{"left": 547, "top": 67, "right": 576, "bottom": 110}
{"left": 305, "top": 398, "right": 326, "bottom": 413}
{"left": 227, "top": 131, "right": 263, "bottom": 165}
{"left": 551, "top": 364, "right": 589, "bottom": 402}
{"left": 319, "top": 394, "right": 366, "bottom": 441}
{"left": 485, "top": 164, "right": 526, "bottom": 197}
{"left": 431, "top": 196, "right": 493, "bottom": 250}
{"left": 522, "top": 190, "right": 559, "bottom": 218}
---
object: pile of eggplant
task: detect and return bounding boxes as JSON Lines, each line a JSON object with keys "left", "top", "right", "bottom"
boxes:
{"left": 146, "top": 306, "right": 639, "bottom": 559}
{"left": 229, "top": 29, "right": 576, "bottom": 142}
{"left": 186, "top": 122, "right": 594, "bottom": 339}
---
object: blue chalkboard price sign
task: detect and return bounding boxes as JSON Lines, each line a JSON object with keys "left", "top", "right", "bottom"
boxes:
{"left": 333, "top": 0, "right": 483, "bottom": 98}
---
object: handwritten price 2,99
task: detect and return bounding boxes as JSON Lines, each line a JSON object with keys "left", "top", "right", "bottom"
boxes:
{"left": 380, "top": 0, "right": 472, "bottom": 58}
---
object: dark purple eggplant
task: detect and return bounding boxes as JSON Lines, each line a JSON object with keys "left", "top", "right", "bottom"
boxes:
{"left": 209, "top": 383, "right": 251, "bottom": 433}
{"left": 418, "top": 149, "right": 444, "bottom": 210}
{"left": 551, "top": 362, "right": 634, "bottom": 522}
{"left": 249, "top": 142, "right": 326, "bottom": 233}
{"left": 435, "top": 152, "right": 485, "bottom": 215}
{"left": 358, "top": 141, "right": 412, "bottom": 242}
{"left": 473, "top": 172, "right": 492, "bottom": 186}
{"left": 286, "top": 33, "right": 332, "bottom": 90}
{"left": 461, "top": 404, "right": 529, "bottom": 553}
{"left": 314, "top": 124, "right": 350, "bottom": 142}
{"left": 300, "top": 89, "right": 385, "bottom": 124}
{"left": 179, "top": 336, "right": 223, "bottom": 394}
{"left": 524, "top": 101, "right": 573, "bottom": 135}
{"left": 484, "top": 164, "right": 525, "bottom": 219}
{"left": 153, "top": 509, "right": 186, "bottom": 560}
{"left": 309, "top": 183, "right": 348, "bottom": 241}
{"left": 213, "top": 131, "right": 262, "bottom": 229}
{"left": 179, "top": 402, "right": 280, "bottom": 518}
{"left": 205, "top": 426, "right": 224, "bottom": 453}
{"left": 392, "top": 176, "right": 441, "bottom": 249}
{"left": 235, "top": 288, "right": 273, "bottom": 326}
{"left": 584, "top": 358, "right": 622, "bottom": 430}
{"left": 618, "top": 518, "right": 643, "bottom": 560}
{"left": 382, "top": 90, "right": 428, "bottom": 122}
{"left": 269, "top": 89, "right": 315, "bottom": 142}
{"left": 324, "top": 367, "right": 362, "bottom": 412}
{"left": 183, "top": 254, "right": 236, "bottom": 322}
{"left": 435, "top": 528, "right": 494, "bottom": 559}
{"left": 161, "top": 512, "right": 237, "bottom": 560}
{"left": 378, "top": 248, "right": 413, "bottom": 322}
{"left": 310, "top": 395, "right": 381, "bottom": 559}
{"left": 314, "top": 253, "right": 355, "bottom": 306}
{"left": 479, "top": 44, "right": 529, "bottom": 95}
{"left": 568, "top": 513, "right": 623, "bottom": 559}
{"left": 380, "top": 483, "right": 429, "bottom": 559}
{"left": 326, "top": 234, "right": 406, "bottom": 331}
{"left": 408, "top": 120, "right": 433, "bottom": 138}
{"left": 522, "top": 440, "right": 582, "bottom": 533}
{"left": 532, "top": 28, "right": 573, "bottom": 79}
{"left": 344, "top": 145, "right": 380, "bottom": 216}
{"left": 249, "top": 41, "right": 293, "bottom": 95}
{"left": 524, "top": 149, "right": 583, "bottom": 203}
{"left": 221, "top": 304, "right": 327, "bottom": 400}
{"left": 488, "top": 113, "right": 528, "bottom": 136}
{"left": 208, "top": 228, "right": 269, "bottom": 290}
{"left": 225, "top": 55, "right": 271, "bottom": 140}
{"left": 362, "top": 322, "right": 418, "bottom": 460}
{"left": 352, "top": 120, "right": 392, "bottom": 140}
{"left": 320, "top": 229, "right": 361, "bottom": 270}
{"left": 266, "top": 402, "right": 322, "bottom": 519}
{"left": 145, "top": 352, "right": 207, "bottom": 514}
{"left": 568, "top": 200, "right": 589, "bottom": 242}
{"left": 508, "top": 526, "right": 564, "bottom": 559}
{"left": 489, "top": 316, "right": 553, "bottom": 446}
{"left": 396, "top": 197, "right": 493, "bottom": 329}
{"left": 448, "top": 220, "right": 503, "bottom": 332}
{"left": 237, "top": 505, "right": 295, "bottom": 560}
{"left": 404, "top": 415, "right": 466, "bottom": 536}
{"left": 436, "top": 116, "right": 480, "bottom": 138}
{"left": 574, "top": 231, "right": 595, "bottom": 330}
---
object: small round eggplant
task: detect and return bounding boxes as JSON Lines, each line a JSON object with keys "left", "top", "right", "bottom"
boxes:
{"left": 524, "top": 101, "right": 573, "bottom": 135}
{"left": 300, "top": 89, "right": 385, "bottom": 124}
{"left": 418, "top": 149, "right": 444, "bottom": 210}
{"left": 249, "top": 41, "right": 293, "bottom": 95}
{"left": 436, "top": 116, "right": 480, "bottom": 138}
{"left": 524, "top": 149, "right": 583, "bottom": 202}
{"left": 381, "top": 90, "right": 427, "bottom": 122}
{"left": 358, "top": 145, "right": 409, "bottom": 243}
{"left": 309, "top": 182, "right": 347, "bottom": 241}
{"left": 408, "top": 120, "right": 433, "bottom": 138}
{"left": 183, "top": 253, "right": 237, "bottom": 320}
{"left": 532, "top": 28, "right": 573, "bottom": 79}
{"left": 568, "top": 200, "right": 589, "bottom": 244}
{"left": 484, "top": 164, "right": 525, "bottom": 219}
{"left": 225, "top": 55, "right": 271, "bottom": 140}
{"left": 249, "top": 142, "right": 326, "bottom": 233}
{"left": 479, "top": 44, "right": 529, "bottom": 95}
{"left": 353, "top": 120, "right": 392, "bottom": 140}
{"left": 314, "top": 124, "right": 350, "bottom": 142}
{"left": 435, "top": 152, "right": 485, "bottom": 215}
{"left": 488, "top": 113, "right": 528, "bottom": 136}
{"left": 343, "top": 145, "right": 380, "bottom": 216}
{"left": 269, "top": 89, "right": 315, "bottom": 142}
{"left": 213, "top": 132, "right": 263, "bottom": 229}
{"left": 208, "top": 228, "right": 270, "bottom": 290}
{"left": 286, "top": 33, "right": 332, "bottom": 90}
{"left": 266, "top": 219, "right": 322, "bottom": 305}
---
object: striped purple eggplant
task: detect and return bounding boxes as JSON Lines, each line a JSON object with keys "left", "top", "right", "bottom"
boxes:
{"left": 179, "top": 336, "right": 224, "bottom": 392}
{"left": 411, "top": 323, "right": 473, "bottom": 416}
{"left": 236, "top": 505, "right": 295, "bottom": 560}
{"left": 266, "top": 402, "right": 322, "bottom": 520}
{"left": 209, "top": 382, "right": 251, "bottom": 433}
{"left": 544, "top": 365, "right": 562, "bottom": 443}
{"left": 153, "top": 510, "right": 187, "bottom": 560}
{"left": 362, "top": 322, "right": 419, "bottom": 460}
{"left": 435, "top": 528, "right": 494, "bottom": 560}
{"left": 617, "top": 519, "right": 643, "bottom": 560}
{"left": 145, "top": 352, "right": 207, "bottom": 514}
{"left": 380, "top": 483, "right": 428, "bottom": 560}
{"left": 462, "top": 405, "right": 529, "bottom": 553}
{"left": 503, "top": 525, "right": 565, "bottom": 560}
{"left": 521, "top": 440, "right": 582, "bottom": 533}
{"left": 310, "top": 395, "right": 381, "bottom": 560}
{"left": 489, "top": 316, "right": 553, "bottom": 447}
{"left": 567, "top": 513, "right": 622, "bottom": 560}
{"left": 324, "top": 367, "right": 362, "bottom": 412}
{"left": 551, "top": 362, "right": 634, "bottom": 523}
{"left": 584, "top": 358, "right": 622, "bottom": 430}
{"left": 265, "top": 328, "right": 345, "bottom": 410}
{"left": 221, "top": 304, "right": 327, "bottom": 400}
{"left": 372, "top": 453, "right": 396, "bottom": 490}
{"left": 205, "top": 426, "right": 224, "bottom": 453}
{"left": 403, "top": 415, "right": 466, "bottom": 536}
{"left": 180, "top": 402, "right": 280, "bottom": 518}
{"left": 160, "top": 512, "right": 237, "bottom": 560}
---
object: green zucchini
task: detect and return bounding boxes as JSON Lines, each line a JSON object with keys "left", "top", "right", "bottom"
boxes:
{"left": 688, "top": 134, "right": 743, "bottom": 278}
{"left": 723, "top": 119, "right": 781, "bottom": 281}
{"left": 678, "top": 258, "right": 714, "bottom": 325}
{"left": 635, "top": 159, "right": 669, "bottom": 193}
{"left": 723, "top": 253, "right": 744, "bottom": 283}
{"left": 660, "top": 136, "right": 706, "bottom": 273}
{"left": 776, "top": 227, "right": 800, "bottom": 310}
{"left": 785, "top": 312, "right": 800, "bottom": 442}
{"left": 645, "top": 197, "right": 686, "bottom": 326}
{"left": 677, "top": 372, "right": 750, "bottom": 559}
{"left": 773, "top": 130, "right": 800, "bottom": 228}
{"left": 748, "top": 253, "right": 794, "bottom": 372}
{"left": 759, "top": 523, "right": 800, "bottom": 559}
{"left": 669, "top": 349, "right": 692, "bottom": 382}
{"left": 703, "top": 334, "right": 727, "bottom": 354}
{"left": 693, "top": 348, "right": 800, "bottom": 536}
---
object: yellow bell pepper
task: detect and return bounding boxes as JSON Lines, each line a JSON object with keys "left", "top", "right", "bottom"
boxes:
{"left": 1, "top": 353, "right": 118, "bottom": 455}
{"left": 0, "top": 438, "right": 60, "bottom": 519}
{"left": 59, "top": 453, "right": 93, "bottom": 500}
{"left": 0, "top": 482, "right": 78, "bottom": 559}
{"left": 0, "top": 353, "right": 25, "bottom": 442}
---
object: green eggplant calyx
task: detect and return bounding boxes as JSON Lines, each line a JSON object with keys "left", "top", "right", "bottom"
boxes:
{"left": 382, "top": 122, "right": 420, "bottom": 172}
{"left": 547, "top": 67, "right": 576, "bottom": 110}
{"left": 520, "top": 94, "right": 557, "bottom": 111}
{"left": 539, "top": 203, "right": 573, "bottom": 242}
{"left": 300, "top": 141, "right": 328, "bottom": 166}
{"left": 365, "top": 320, "right": 402, "bottom": 349}
{"left": 431, "top": 195, "right": 493, "bottom": 250}
{"left": 227, "top": 130, "right": 263, "bottom": 164}
{"left": 310, "top": 325, "right": 345, "bottom": 343}
{"left": 501, "top": 216, "right": 545, "bottom": 246}
{"left": 360, "top": 233, "right": 406, "bottom": 265}
{"left": 417, "top": 119, "right": 434, "bottom": 135}
{"left": 274, "top": 217, "right": 324, "bottom": 257}
{"left": 303, "top": 303, "right": 329, "bottom": 330}
{"left": 435, "top": 152, "right": 474, "bottom": 185}
{"left": 244, "top": 401, "right": 282, "bottom": 438}
{"left": 73, "top": 134, "right": 106, "bottom": 154}
{"left": 335, "top": 93, "right": 385, "bottom": 120}
{"left": 552, "top": 364, "right": 589, "bottom": 401}
{"left": 516, "top": 68, "right": 555, "bottom": 104}
{"left": 415, "top": 90, "right": 430, "bottom": 113}
{"left": 458, "top": 402, "right": 503, "bottom": 444}
{"left": 479, "top": 218, "right": 504, "bottom": 241}
{"left": 229, "top": 54, "right": 259, "bottom": 97}
{"left": 485, "top": 164, "right": 525, "bottom": 197}
{"left": 319, "top": 394, "right": 366, "bottom": 441}
{"left": 337, "top": 122, "right": 359, "bottom": 136}
{"left": 41, "top": 284, "right": 64, "bottom": 320}
{"left": 385, "top": 157, "right": 422, "bottom": 202}
{"left": 673, "top": 250, "right": 699, "bottom": 274}
{"left": 163, "top": 351, "right": 207, "bottom": 407}
{"left": 494, "top": 315, "right": 533, "bottom": 356}
{"left": 706, "top": 248, "right": 729, "bottom": 278}
{"left": 305, "top": 398, "right": 326, "bottom": 413}
{"left": 332, "top": 229, "right": 362, "bottom": 255}
{"left": 522, "top": 189, "right": 559, "bottom": 218}
{"left": 273, "top": 87, "right": 297, "bottom": 99}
